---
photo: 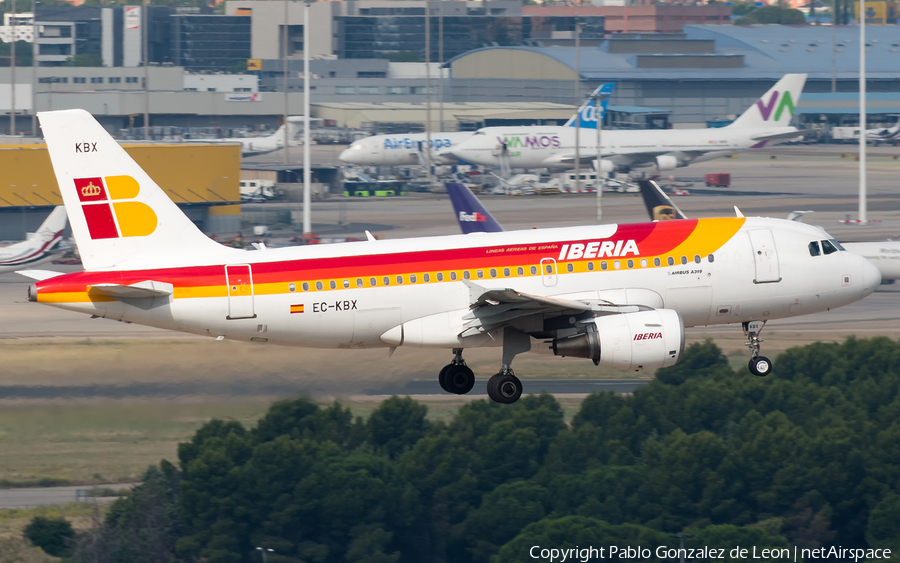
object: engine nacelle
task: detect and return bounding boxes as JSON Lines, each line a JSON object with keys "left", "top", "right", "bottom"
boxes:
{"left": 551, "top": 309, "right": 684, "bottom": 371}
{"left": 592, "top": 159, "right": 614, "bottom": 173}
{"left": 655, "top": 155, "right": 679, "bottom": 171}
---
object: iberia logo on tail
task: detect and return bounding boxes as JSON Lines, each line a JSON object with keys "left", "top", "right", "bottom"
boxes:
{"left": 74, "top": 176, "right": 158, "bottom": 239}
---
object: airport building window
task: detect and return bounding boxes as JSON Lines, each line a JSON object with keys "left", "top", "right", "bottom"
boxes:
{"left": 708, "top": 254, "right": 715, "bottom": 262}
{"left": 336, "top": 86, "right": 355, "bottom": 95}
{"left": 383, "top": 277, "right": 390, "bottom": 286}
{"left": 369, "top": 278, "right": 376, "bottom": 287}
{"left": 566, "top": 263, "right": 573, "bottom": 272}
{"left": 410, "top": 274, "right": 417, "bottom": 283}
{"left": 91, "top": 77, "right": 103, "bottom": 84}
{"left": 387, "top": 86, "right": 407, "bottom": 95}
{"left": 109, "top": 77, "right": 121, "bottom": 84}
{"left": 614, "top": 260, "right": 621, "bottom": 270}
{"left": 302, "top": 282, "right": 309, "bottom": 291}
{"left": 316, "top": 281, "right": 323, "bottom": 290}
{"left": 330, "top": 281, "right": 337, "bottom": 289}
{"left": 517, "top": 267, "right": 524, "bottom": 276}
{"left": 358, "top": 86, "right": 379, "bottom": 95}
{"left": 530, "top": 266, "right": 537, "bottom": 275}
{"left": 601, "top": 261, "right": 608, "bottom": 270}
{"left": 235, "top": 87, "right": 251, "bottom": 92}
{"left": 654, "top": 258, "right": 661, "bottom": 267}
{"left": 627, "top": 259, "right": 634, "bottom": 269}
{"left": 490, "top": 268, "right": 497, "bottom": 278}
{"left": 503, "top": 268, "right": 510, "bottom": 277}
{"left": 411, "top": 86, "right": 436, "bottom": 95}
{"left": 437, "top": 272, "right": 444, "bottom": 281}
{"left": 668, "top": 257, "right": 675, "bottom": 266}
{"left": 640, "top": 259, "right": 647, "bottom": 268}
{"left": 343, "top": 279, "right": 350, "bottom": 288}
{"left": 73, "top": 77, "right": 86, "bottom": 84}
{"left": 587, "top": 262, "right": 594, "bottom": 271}
{"left": 126, "top": 77, "right": 139, "bottom": 83}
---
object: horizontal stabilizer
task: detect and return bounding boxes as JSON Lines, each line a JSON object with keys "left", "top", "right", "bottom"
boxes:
{"left": 15, "top": 269, "right": 65, "bottom": 281}
{"left": 88, "top": 280, "right": 174, "bottom": 299}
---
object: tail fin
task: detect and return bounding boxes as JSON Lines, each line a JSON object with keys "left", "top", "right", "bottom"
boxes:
{"left": 38, "top": 109, "right": 228, "bottom": 271}
{"left": 446, "top": 183, "right": 504, "bottom": 234}
{"left": 637, "top": 180, "right": 688, "bottom": 222}
{"left": 34, "top": 206, "right": 68, "bottom": 242}
{"left": 564, "top": 82, "right": 616, "bottom": 129}
{"left": 728, "top": 74, "right": 807, "bottom": 129}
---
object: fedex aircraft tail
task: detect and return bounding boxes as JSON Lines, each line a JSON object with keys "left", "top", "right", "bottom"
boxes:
{"left": 38, "top": 109, "right": 227, "bottom": 271}
{"left": 446, "top": 183, "right": 504, "bottom": 234}
{"left": 728, "top": 74, "right": 807, "bottom": 129}
{"left": 563, "top": 83, "right": 615, "bottom": 129}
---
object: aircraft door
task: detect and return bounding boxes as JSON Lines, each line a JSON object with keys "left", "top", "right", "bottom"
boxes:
{"left": 748, "top": 229, "right": 781, "bottom": 284}
{"left": 540, "top": 258, "right": 558, "bottom": 287}
{"left": 225, "top": 264, "right": 256, "bottom": 319}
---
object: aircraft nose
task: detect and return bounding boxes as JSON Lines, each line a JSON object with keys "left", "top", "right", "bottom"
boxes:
{"left": 339, "top": 148, "right": 355, "bottom": 163}
{"left": 860, "top": 256, "right": 882, "bottom": 297}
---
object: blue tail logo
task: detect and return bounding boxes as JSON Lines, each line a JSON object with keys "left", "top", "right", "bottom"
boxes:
{"left": 446, "top": 183, "right": 504, "bottom": 234}
{"left": 563, "top": 83, "right": 615, "bottom": 129}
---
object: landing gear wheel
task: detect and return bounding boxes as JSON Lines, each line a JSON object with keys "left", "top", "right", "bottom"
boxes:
{"left": 487, "top": 371, "right": 523, "bottom": 404}
{"left": 444, "top": 365, "right": 475, "bottom": 395}
{"left": 749, "top": 356, "right": 773, "bottom": 377}
{"left": 438, "top": 364, "right": 452, "bottom": 392}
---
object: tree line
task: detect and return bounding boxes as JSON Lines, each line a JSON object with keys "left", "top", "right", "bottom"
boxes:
{"left": 33, "top": 337, "right": 900, "bottom": 562}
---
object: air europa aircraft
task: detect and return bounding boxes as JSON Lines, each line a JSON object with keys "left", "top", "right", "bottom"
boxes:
{"left": 451, "top": 74, "right": 807, "bottom": 172}
{"left": 0, "top": 207, "right": 68, "bottom": 274}
{"left": 23, "top": 110, "right": 880, "bottom": 404}
{"left": 338, "top": 84, "right": 614, "bottom": 167}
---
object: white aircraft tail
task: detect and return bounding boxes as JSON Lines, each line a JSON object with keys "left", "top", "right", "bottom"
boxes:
{"left": 728, "top": 74, "right": 807, "bottom": 129}
{"left": 38, "top": 109, "right": 228, "bottom": 271}
{"left": 34, "top": 206, "right": 68, "bottom": 242}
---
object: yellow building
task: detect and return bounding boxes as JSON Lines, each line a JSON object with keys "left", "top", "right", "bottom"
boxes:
{"left": 855, "top": 1, "right": 898, "bottom": 24}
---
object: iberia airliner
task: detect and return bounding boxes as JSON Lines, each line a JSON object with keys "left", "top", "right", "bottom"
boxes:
{"left": 22, "top": 110, "right": 880, "bottom": 403}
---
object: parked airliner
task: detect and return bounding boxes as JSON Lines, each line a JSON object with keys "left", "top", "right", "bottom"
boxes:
{"left": 22, "top": 109, "right": 879, "bottom": 403}
{"left": 338, "top": 84, "right": 614, "bottom": 167}
{"left": 186, "top": 117, "right": 305, "bottom": 157}
{"left": 0, "top": 207, "right": 67, "bottom": 273}
{"left": 452, "top": 74, "right": 807, "bottom": 172}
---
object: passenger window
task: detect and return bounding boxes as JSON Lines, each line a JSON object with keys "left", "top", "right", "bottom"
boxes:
{"left": 566, "top": 263, "right": 574, "bottom": 272}
{"left": 476, "top": 270, "right": 484, "bottom": 279}
{"left": 681, "top": 256, "right": 688, "bottom": 265}
{"left": 503, "top": 268, "right": 510, "bottom": 277}
{"left": 601, "top": 261, "right": 608, "bottom": 270}
{"left": 545, "top": 264, "right": 553, "bottom": 274}
{"left": 343, "top": 279, "right": 350, "bottom": 288}
{"left": 369, "top": 278, "right": 376, "bottom": 286}
{"left": 694, "top": 255, "right": 701, "bottom": 264}
{"left": 437, "top": 272, "right": 444, "bottom": 281}
{"left": 654, "top": 258, "right": 661, "bottom": 267}
{"left": 330, "top": 281, "right": 337, "bottom": 290}
{"left": 316, "top": 281, "right": 323, "bottom": 290}
{"left": 626, "top": 259, "right": 634, "bottom": 269}
{"left": 809, "top": 241, "right": 821, "bottom": 256}
{"left": 410, "top": 274, "right": 417, "bottom": 283}
{"left": 640, "top": 259, "right": 647, "bottom": 268}
{"left": 383, "top": 277, "right": 390, "bottom": 286}
{"left": 821, "top": 240, "right": 838, "bottom": 255}
{"left": 396, "top": 275, "right": 404, "bottom": 284}
{"left": 708, "top": 254, "right": 715, "bottom": 263}
{"left": 517, "top": 267, "right": 524, "bottom": 276}
{"left": 587, "top": 262, "right": 594, "bottom": 271}
{"left": 302, "top": 282, "right": 310, "bottom": 291}
{"left": 356, "top": 279, "right": 363, "bottom": 287}
{"left": 490, "top": 268, "right": 497, "bottom": 278}
{"left": 667, "top": 257, "right": 675, "bottom": 266}
{"left": 423, "top": 273, "right": 430, "bottom": 282}
{"left": 613, "top": 260, "right": 621, "bottom": 270}
{"left": 450, "top": 272, "right": 457, "bottom": 280}
{"left": 463, "top": 271, "right": 471, "bottom": 280}
{"left": 530, "top": 266, "right": 537, "bottom": 275}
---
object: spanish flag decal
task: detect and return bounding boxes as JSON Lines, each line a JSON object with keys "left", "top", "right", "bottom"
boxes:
{"left": 74, "top": 176, "right": 158, "bottom": 240}
{"left": 290, "top": 304, "right": 305, "bottom": 314}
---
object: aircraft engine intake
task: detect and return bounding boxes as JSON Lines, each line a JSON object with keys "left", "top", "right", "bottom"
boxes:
{"left": 655, "top": 155, "right": 679, "bottom": 171}
{"left": 551, "top": 309, "right": 684, "bottom": 371}
{"left": 593, "top": 159, "right": 615, "bottom": 173}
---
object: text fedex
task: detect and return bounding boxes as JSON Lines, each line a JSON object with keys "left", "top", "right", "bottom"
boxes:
{"left": 558, "top": 240, "right": 640, "bottom": 261}
{"left": 384, "top": 138, "right": 453, "bottom": 150}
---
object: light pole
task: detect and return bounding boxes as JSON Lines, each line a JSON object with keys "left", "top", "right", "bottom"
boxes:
{"left": 858, "top": 0, "right": 867, "bottom": 222}
{"left": 31, "top": 0, "right": 36, "bottom": 135}
{"left": 302, "top": 0, "right": 311, "bottom": 234}
{"left": 424, "top": 0, "right": 432, "bottom": 186}
{"left": 143, "top": 0, "right": 149, "bottom": 140}
{"left": 594, "top": 90, "right": 602, "bottom": 223}
{"left": 11, "top": 0, "right": 16, "bottom": 136}
{"left": 573, "top": 21, "right": 581, "bottom": 194}
{"left": 255, "top": 547, "right": 274, "bottom": 563}
{"left": 283, "top": 0, "right": 290, "bottom": 166}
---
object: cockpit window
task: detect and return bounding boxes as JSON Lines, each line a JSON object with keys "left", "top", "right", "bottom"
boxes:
{"left": 821, "top": 239, "right": 838, "bottom": 255}
{"left": 808, "top": 241, "right": 820, "bottom": 256}
{"left": 829, "top": 239, "right": 846, "bottom": 251}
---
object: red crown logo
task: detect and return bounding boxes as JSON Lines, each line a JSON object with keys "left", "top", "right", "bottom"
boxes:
{"left": 81, "top": 182, "right": 102, "bottom": 198}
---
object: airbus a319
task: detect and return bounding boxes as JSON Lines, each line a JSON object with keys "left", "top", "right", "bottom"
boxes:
{"left": 21, "top": 109, "right": 879, "bottom": 403}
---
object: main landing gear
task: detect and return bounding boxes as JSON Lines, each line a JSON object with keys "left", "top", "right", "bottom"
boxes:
{"left": 437, "top": 329, "right": 532, "bottom": 404}
{"left": 743, "top": 320, "right": 773, "bottom": 377}
{"left": 438, "top": 348, "right": 476, "bottom": 395}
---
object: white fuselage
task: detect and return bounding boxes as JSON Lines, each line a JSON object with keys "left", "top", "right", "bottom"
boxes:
{"left": 340, "top": 132, "right": 476, "bottom": 166}
{"left": 452, "top": 125, "right": 799, "bottom": 171}
{"left": 35, "top": 217, "right": 879, "bottom": 352}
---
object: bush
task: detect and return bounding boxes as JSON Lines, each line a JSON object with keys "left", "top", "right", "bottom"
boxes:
{"left": 23, "top": 516, "right": 75, "bottom": 557}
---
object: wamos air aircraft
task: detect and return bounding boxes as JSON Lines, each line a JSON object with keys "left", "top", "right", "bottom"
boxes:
{"left": 452, "top": 74, "right": 807, "bottom": 172}
{"left": 338, "top": 84, "right": 614, "bottom": 167}
{"left": 0, "top": 207, "right": 67, "bottom": 273}
{"left": 21, "top": 109, "right": 879, "bottom": 403}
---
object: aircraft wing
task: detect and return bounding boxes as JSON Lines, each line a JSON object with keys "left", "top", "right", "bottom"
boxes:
{"left": 88, "top": 280, "right": 174, "bottom": 299}
{"left": 750, "top": 130, "right": 802, "bottom": 142}
{"left": 15, "top": 269, "right": 65, "bottom": 281}
{"left": 460, "top": 285, "right": 645, "bottom": 337}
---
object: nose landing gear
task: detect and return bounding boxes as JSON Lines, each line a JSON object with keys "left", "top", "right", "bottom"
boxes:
{"left": 438, "top": 348, "right": 476, "bottom": 395}
{"left": 743, "top": 320, "right": 773, "bottom": 377}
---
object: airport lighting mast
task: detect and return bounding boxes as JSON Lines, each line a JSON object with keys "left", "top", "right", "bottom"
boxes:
{"left": 31, "top": 0, "right": 37, "bottom": 135}
{"left": 595, "top": 91, "right": 602, "bottom": 223}
{"left": 283, "top": 0, "right": 290, "bottom": 166}
{"left": 573, "top": 22, "right": 581, "bottom": 195}
{"left": 143, "top": 0, "right": 149, "bottom": 140}
{"left": 424, "top": 0, "right": 433, "bottom": 187}
{"left": 858, "top": 0, "right": 867, "bottom": 222}
{"left": 10, "top": 0, "right": 15, "bottom": 136}
{"left": 303, "top": 0, "right": 311, "bottom": 234}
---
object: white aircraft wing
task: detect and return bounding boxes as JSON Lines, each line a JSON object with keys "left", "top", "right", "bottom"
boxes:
{"left": 460, "top": 285, "right": 646, "bottom": 338}
{"left": 750, "top": 130, "right": 802, "bottom": 142}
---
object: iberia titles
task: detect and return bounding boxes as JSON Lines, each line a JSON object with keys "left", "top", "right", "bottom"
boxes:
{"left": 558, "top": 240, "right": 640, "bottom": 261}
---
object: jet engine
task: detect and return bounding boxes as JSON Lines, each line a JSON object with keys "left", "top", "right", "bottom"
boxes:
{"left": 551, "top": 309, "right": 684, "bottom": 371}
{"left": 592, "top": 159, "right": 615, "bottom": 173}
{"left": 655, "top": 155, "right": 679, "bottom": 171}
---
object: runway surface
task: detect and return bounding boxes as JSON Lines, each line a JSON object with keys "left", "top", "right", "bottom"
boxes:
{"left": 0, "top": 483, "right": 135, "bottom": 509}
